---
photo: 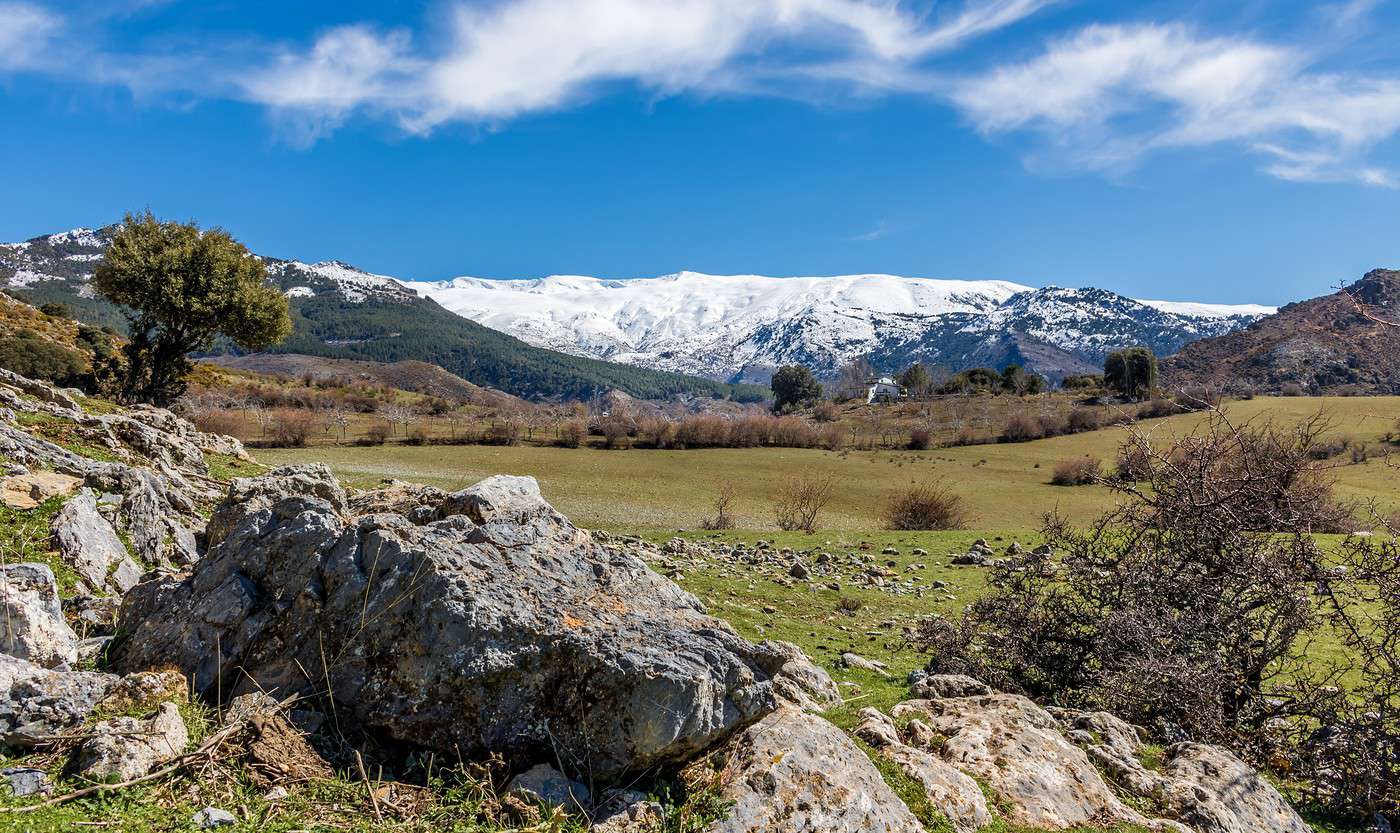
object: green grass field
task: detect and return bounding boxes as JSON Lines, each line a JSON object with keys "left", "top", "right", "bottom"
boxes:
{"left": 259, "top": 396, "right": 1400, "bottom": 533}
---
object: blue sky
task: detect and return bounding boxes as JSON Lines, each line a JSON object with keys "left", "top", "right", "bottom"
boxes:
{"left": 2, "top": 0, "right": 1400, "bottom": 305}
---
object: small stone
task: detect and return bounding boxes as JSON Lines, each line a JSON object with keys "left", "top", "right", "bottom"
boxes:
{"left": 788, "top": 562, "right": 810, "bottom": 580}
{"left": 507, "top": 763, "right": 590, "bottom": 809}
{"left": 77, "top": 702, "right": 188, "bottom": 782}
{"left": 2, "top": 767, "right": 51, "bottom": 797}
{"left": 192, "top": 807, "right": 237, "bottom": 828}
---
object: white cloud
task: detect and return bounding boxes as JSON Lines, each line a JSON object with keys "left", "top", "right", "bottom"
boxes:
{"left": 238, "top": 0, "right": 1052, "bottom": 133}
{"left": 0, "top": 2, "right": 61, "bottom": 71}
{"left": 948, "top": 22, "right": 1400, "bottom": 185}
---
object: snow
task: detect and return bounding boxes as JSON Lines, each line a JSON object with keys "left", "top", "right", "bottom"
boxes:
{"left": 46, "top": 228, "right": 103, "bottom": 248}
{"left": 8, "top": 269, "right": 62, "bottom": 286}
{"left": 401, "top": 271, "right": 1271, "bottom": 379}
{"left": 284, "top": 286, "right": 315, "bottom": 298}
{"left": 276, "top": 261, "right": 408, "bottom": 304}
{"left": 64, "top": 253, "right": 103, "bottom": 262}
{"left": 1137, "top": 299, "right": 1277, "bottom": 318}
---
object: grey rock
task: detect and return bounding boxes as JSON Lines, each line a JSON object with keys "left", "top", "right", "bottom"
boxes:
{"left": 839, "top": 652, "right": 891, "bottom": 677}
{"left": 1157, "top": 742, "right": 1311, "bottom": 833}
{"left": 116, "top": 467, "right": 838, "bottom": 779}
{"left": 707, "top": 707, "right": 924, "bottom": 833}
{"left": 892, "top": 693, "right": 1151, "bottom": 830}
{"left": 192, "top": 807, "right": 237, "bottom": 828}
{"left": 2, "top": 767, "right": 51, "bottom": 797}
{"left": 52, "top": 489, "right": 144, "bottom": 595}
{"left": 0, "top": 654, "right": 119, "bottom": 746}
{"left": 77, "top": 701, "right": 188, "bottom": 782}
{"left": 507, "top": 763, "right": 590, "bottom": 809}
{"left": 0, "top": 564, "right": 79, "bottom": 668}
{"left": 911, "top": 674, "right": 992, "bottom": 699}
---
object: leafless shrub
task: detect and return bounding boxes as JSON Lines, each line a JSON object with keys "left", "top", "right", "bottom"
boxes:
{"left": 1173, "top": 385, "right": 1222, "bottom": 411}
{"left": 267, "top": 409, "right": 317, "bottom": 448}
{"left": 637, "top": 418, "right": 677, "bottom": 449}
{"left": 557, "top": 419, "right": 586, "bottom": 448}
{"left": 999, "top": 414, "right": 1042, "bottom": 443}
{"left": 907, "top": 428, "right": 933, "bottom": 450}
{"left": 812, "top": 401, "right": 840, "bottom": 423}
{"left": 700, "top": 480, "right": 738, "bottom": 530}
{"left": 191, "top": 408, "right": 244, "bottom": 437}
{"left": 1067, "top": 407, "right": 1102, "bottom": 433}
{"left": 773, "top": 474, "right": 835, "bottom": 533}
{"left": 599, "top": 416, "right": 633, "bottom": 449}
{"left": 360, "top": 423, "right": 389, "bottom": 445}
{"left": 1050, "top": 456, "right": 1100, "bottom": 486}
{"left": 883, "top": 483, "right": 968, "bottom": 530}
{"left": 1138, "top": 397, "right": 1184, "bottom": 419}
{"left": 485, "top": 418, "right": 521, "bottom": 446}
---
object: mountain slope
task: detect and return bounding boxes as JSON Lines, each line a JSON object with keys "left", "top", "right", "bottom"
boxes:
{"left": 1162, "top": 269, "right": 1400, "bottom": 395}
{"left": 406, "top": 272, "right": 1273, "bottom": 383}
{"left": 0, "top": 227, "right": 766, "bottom": 402}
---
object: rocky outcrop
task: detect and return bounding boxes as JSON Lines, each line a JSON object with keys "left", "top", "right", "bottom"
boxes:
{"left": 52, "top": 488, "right": 144, "bottom": 595}
{"left": 890, "top": 694, "right": 1153, "bottom": 830}
{"left": 115, "top": 467, "right": 838, "bottom": 780}
{"left": 708, "top": 707, "right": 926, "bottom": 833}
{"left": 0, "top": 564, "right": 79, "bottom": 668}
{"left": 854, "top": 708, "right": 992, "bottom": 833}
{"left": 0, "top": 470, "right": 82, "bottom": 510}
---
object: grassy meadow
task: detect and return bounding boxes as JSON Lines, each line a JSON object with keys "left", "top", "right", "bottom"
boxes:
{"left": 258, "top": 395, "right": 1400, "bottom": 533}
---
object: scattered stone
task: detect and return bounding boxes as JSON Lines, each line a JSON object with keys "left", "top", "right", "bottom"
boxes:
{"left": 192, "top": 807, "right": 237, "bottom": 828}
{"left": 77, "top": 701, "right": 188, "bottom": 782}
{"left": 0, "top": 470, "right": 81, "bottom": 509}
{"left": 507, "top": 763, "right": 590, "bottom": 809}
{"left": 787, "top": 562, "right": 810, "bottom": 580}
{"left": 2, "top": 767, "right": 50, "bottom": 797}
{"left": 840, "top": 652, "right": 891, "bottom": 677}
{"left": 52, "top": 488, "right": 144, "bottom": 595}
{"left": 707, "top": 707, "right": 924, "bottom": 833}
{"left": 0, "top": 563, "right": 79, "bottom": 668}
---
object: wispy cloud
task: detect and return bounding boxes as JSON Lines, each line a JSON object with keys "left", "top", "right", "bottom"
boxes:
{"left": 848, "top": 219, "right": 894, "bottom": 242}
{"left": 0, "top": 2, "right": 61, "bottom": 71}
{"left": 946, "top": 21, "right": 1400, "bottom": 186}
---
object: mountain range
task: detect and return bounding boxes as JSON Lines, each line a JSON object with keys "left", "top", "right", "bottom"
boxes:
{"left": 406, "top": 272, "right": 1273, "bottom": 384}
{"left": 0, "top": 227, "right": 766, "bottom": 402}
{"left": 1, "top": 224, "right": 1275, "bottom": 397}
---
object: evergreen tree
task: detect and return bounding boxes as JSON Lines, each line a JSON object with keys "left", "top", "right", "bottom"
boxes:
{"left": 1104, "top": 347, "right": 1158, "bottom": 401}
{"left": 771, "top": 365, "right": 823, "bottom": 412}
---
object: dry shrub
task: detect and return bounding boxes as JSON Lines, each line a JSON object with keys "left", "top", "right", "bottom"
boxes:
{"left": 599, "top": 416, "right": 633, "bottom": 449}
{"left": 361, "top": 423, "right": 390, "bottom": 446}
{"left": 818, "top": 424, "right": 845, "bottom": 451}
{"left": 812, "top": 401, "right": 840, "bottom": 423}
{"left": 773, "top": 474, "right": 835, "bottom": 533}
{"left": 1066, "top": 407, "right": 1102, "bottom": 433}
{"left": 267, "top": 409, "right": 317, "bottom": 448}
{"left": 557, "top": 419, "right": 586, "bottom": 448}
{"left": 1051, "top": 456, "right": 1100, "bottom": 486}
{"left": 700, "top": 479, "right": 738, "bottom": 530}
{"left": 1138, "top": 398, "right": 1184, "bottom": 419}
{"left": 999, "top": 414, "right": 1042, "bottom": 443}
{"left": 771, "top": 417, "right": 818, "bottom": 448}
{"left": 1173, "top": 385, "right": 1221, "bottom": 411}
{"left": 192, "top": 408, "right": 245, "bottom": 437}
{"left": 1037, "top": 414, "right": 1069, "bottom": 438}
{"left": 883, "top": 483, "right": 968, "bottom": 530}
{"left": 915, "top": 413, "right": 1396, "bottom": 821}
{"left": 404, "top": 423, "right": 430, "bottom": 446}
{"left": 908, "top": 428, "right": 933, "bottom": 450}
{"left": 486, "top": 419, "right": 521, "bottom": 446}
{"left": 637, "top": 417, "right": 676, "bottom": 449}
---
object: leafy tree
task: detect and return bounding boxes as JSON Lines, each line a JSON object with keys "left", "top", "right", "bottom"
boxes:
{"left": 38, "top": 302, "right": 70, "bottom": 318}
{"left": 1061, "top": 373, "right": 1104, "bottom": 391}
{"left": 897, "top": 363, "right": 933, "bottom": 397}
{"left": 770, "top": 365, "right": 822, "bottom": 413}
{"left": 1103, "top": 347, "right": 1157, "bottom": 401}
{"left": 93, "top": 212, "right": 291, "bottom": 405}
{"left": 1000, "top": 364, "right": 1045, "bottom": 395}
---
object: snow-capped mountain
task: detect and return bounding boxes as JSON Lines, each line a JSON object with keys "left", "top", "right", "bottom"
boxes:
{"left": 0, "top": 225, "right": 1274, "bottom": 387}
{"left": 404, "top": 272, "right": 1273, "bottom": 383}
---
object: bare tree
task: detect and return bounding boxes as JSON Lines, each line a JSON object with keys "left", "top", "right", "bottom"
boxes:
{"left": 773, "top": 474, "right": 835, "bottom": 533}
{"left": 320, "top": 405, "right": 351, "bottom": 441}
{"left": 700, "top": 480, "right": 738, "bottom": 530}
{"left": 378, "top": 401, "right": 417, "bottom": 437}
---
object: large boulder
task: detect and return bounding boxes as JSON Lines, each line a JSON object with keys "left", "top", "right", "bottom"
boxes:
{"left": 115, "top": 467, "right": 838, "bottom": 779}
{"left": 0, "top": 564, "right": 79, "bottom": 668}
{"left": 891, "top": 694, "right": 1152, "bottom": 830}
{"left": 52, "top": 489, "right": 144, "bottom": 595}
{"left": 854, "top": 708, "right": 991, "bottom": 833}
{"left": 707, "top": 707, "right": 925, "bottom": 833}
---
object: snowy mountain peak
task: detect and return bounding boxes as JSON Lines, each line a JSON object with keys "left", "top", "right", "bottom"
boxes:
{"left": 404, "top": 271, "right": 1272, "bottom": 384}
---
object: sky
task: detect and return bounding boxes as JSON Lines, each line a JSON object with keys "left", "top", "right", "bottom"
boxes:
{"left": 2, "top": 0, "right": 1400, "bottom": 305}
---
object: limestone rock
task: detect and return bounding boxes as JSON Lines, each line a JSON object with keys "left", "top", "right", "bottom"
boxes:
{"left": 854, "top": 708, "right": 991, "bottom": 833}
{"left": 507, "top": 763, "right": 591, "bottom": 810}
{"left": 116, "top": 467, "right": 837, "bottom": 779}
{"left": 892, "top": 694, "right": 1149, "bottom": 830}
{"left": 0, "top": 564, "right": 79, "bottom": 668}
{"left": 0, "top": 470, "right": 80, "bottom": 509}
{"left": 840, "top": 652, "right": 891, "bottom": 677}
{"left": 0, "top": 654, "right": 119, "bottom": 745}
{"left": 52, "top": 489, "right": 144, "bottom": 595}
{"left": 77, "top": 701, "right": 188, "bottom": 782}
{"left": 911, "top": 674, "right": 992, "bottom": 700}
{"left": 707, "top": 707, "right": 925, "bottom": 833}
{"left": 1158, "top": 742, "right": 1311, "bottom": 833}
{"left": 192, "top": 807, "right": 237, "bottom": 828}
